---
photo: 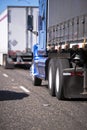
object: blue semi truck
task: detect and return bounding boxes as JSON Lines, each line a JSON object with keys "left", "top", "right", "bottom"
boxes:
{"left": 30, "top": 0, "right": 87, "bottom": 99}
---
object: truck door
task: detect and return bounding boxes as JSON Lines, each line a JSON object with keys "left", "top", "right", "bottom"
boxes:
{"left": 38, "top": 0, "right": 47, "bottom": 55}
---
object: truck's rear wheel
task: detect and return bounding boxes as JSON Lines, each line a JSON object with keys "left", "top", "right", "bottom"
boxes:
{"left": 48, "top": 59, "right": 56, "bottom": 96}
{"left": 3, "top": 55, "right": 14, "bottom": 69}
{"left": 55, "top": 59, "right": 69, "bottom": 100}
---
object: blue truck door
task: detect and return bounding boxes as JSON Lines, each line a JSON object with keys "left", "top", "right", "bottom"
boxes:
{"left": 38, "top": 0, "right": 47, "bottom": 55}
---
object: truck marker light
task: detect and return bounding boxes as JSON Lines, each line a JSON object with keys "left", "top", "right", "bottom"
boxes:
{"left": 63, "top": 73, "right": 71, "bottom": 76}
{"left": 63, "top": 72, "right": 83, "bottom": 76}
{"left": 71, "top": 72, "right": 83, "bottom": 76}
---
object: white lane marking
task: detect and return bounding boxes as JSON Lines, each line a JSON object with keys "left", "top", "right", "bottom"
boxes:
{"left": 19, "top": 86, "right": 30, "bottom": 93}
{"left": 3, "top": 73, "right": 8, "bottom": 78}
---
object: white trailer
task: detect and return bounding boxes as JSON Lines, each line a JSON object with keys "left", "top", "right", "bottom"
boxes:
{"left": 0, "top": 6, "right": 38, "bottom": 68}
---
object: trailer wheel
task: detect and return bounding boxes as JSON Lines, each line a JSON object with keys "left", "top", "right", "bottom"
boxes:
{"left": 48, "top": 59, "right": 56, "bottom": 96}
{"left": 3, "top": 55, "right": 14, "bottom": 69}
{"left": 32, "top": 75, "right": 42, "bottom": 86}
{"left": 55, "top": 59, "right": 69, "bottom": 100}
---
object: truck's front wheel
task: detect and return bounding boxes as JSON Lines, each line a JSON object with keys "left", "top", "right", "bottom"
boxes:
{"left": 31, "top": 63, "right": 42, "bottom": 86}
{"left": 32, "top": 75, "right": 42, "bottom": 86}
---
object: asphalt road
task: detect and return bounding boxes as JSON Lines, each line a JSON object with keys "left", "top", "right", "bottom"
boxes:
{"left": 0, "top": 66, "right": 87, "bottom": 130}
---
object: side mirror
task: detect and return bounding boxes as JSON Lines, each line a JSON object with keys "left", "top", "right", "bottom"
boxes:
{"left": 32, "top": 31, "right": 38, "bottom": 36}
{"left": 27, "top": 15, "right": 33, "bottom": 31}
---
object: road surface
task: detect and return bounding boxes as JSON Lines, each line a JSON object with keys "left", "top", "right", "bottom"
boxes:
{"left": 0, "top": 66, "right": 87, "bottom": 130}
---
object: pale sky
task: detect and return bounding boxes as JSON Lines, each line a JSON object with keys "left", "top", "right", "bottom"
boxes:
{"left": 0, "top": 0, "right": 39, "bottom": 13}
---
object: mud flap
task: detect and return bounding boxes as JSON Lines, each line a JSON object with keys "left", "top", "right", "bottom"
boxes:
{"left": 63, "top": 68, "right": 87, "bottom": 99}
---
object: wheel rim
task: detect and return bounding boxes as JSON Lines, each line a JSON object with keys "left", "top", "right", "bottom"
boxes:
{"left": 49, "top": 67, "right": 52, "bottom": 90}
{"left": 56, "top": 68, "right": 60, "bottom": 93}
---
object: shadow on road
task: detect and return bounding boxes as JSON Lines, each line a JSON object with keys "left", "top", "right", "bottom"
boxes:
{"left": 0, "top": 90, "right": 29, "bottom": 101}
{"left": 15, "top": 64, "right": 31, "bottom": 70}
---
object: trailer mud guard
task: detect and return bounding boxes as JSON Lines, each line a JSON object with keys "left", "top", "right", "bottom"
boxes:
{"left": 63, "top": 68, "right": 87, "bottom": 99}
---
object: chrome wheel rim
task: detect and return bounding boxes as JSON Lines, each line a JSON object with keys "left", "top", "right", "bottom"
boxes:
{"left": 56, "top": 68, "right": 60, "bottom": 93}
{"left": 49, "top": 67, "right": 52, "bottom": 90}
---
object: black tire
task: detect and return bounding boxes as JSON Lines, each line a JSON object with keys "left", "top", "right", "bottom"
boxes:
{"left": 3, "top": 55, "right": 14, "bottom": 69}
{"left": 32, "top": 76, "right": 42, "bottom": 86}
{"left": 48, "top": 59, "right": 56, "bottom": 96}
{"left": 31, "top": 63, "right": 42, "bottom": 86}
{"left": 55, "top": 59, "right": 69, "bottom": 100}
